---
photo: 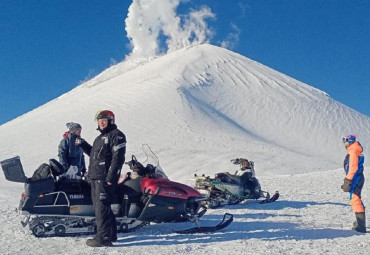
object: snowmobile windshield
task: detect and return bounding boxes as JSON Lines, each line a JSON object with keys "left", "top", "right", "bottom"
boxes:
{"left": 141, "top": 144, "right": 168, "bottom": 179}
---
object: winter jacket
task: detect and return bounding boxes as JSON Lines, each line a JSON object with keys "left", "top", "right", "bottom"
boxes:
{"left": 344, "top": 141, "right": 365, "bottom": 196}
{"left": 80, "top": 124, "right": 126, "bottom": 183}
{"left": 58, "top": 132, "right": 86, "bottom": 175}
{"left": 345, "top": 141, "right": 364, "bottom": 179}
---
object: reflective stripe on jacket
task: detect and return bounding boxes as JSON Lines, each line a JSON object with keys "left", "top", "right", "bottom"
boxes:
{"left": 80, "top": 124, "right": 126, "bottom": 183}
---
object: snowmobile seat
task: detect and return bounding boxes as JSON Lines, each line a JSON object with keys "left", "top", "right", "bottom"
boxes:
{"left": 226, "top": 173, "right": 243, "bottom": 185}
{"left": 217, "top": 172, "right": 240, "bottom": 185}
{"left": 49, "top": 158, "right": 65, "bottom": 178}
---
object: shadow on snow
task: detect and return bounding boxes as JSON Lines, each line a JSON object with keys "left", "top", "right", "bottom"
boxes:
{"left": 113, "top": 206, "right": 358, "bottom": 247}
{"left": 234, "top": 199, "right": 348, "bottom": 211}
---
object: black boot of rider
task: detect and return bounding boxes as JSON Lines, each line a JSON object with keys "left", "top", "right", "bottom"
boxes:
{"left": 86, "top": 237, "right": 113, "bottom": 247}
{"left": 110, "top": 211, "right": 118, "bottom": 242}
{"left": 353, "top": 212, "right": 366, "bottom": 233}
{"left": 110, "top": 234, "right": 117, "bottom": 242}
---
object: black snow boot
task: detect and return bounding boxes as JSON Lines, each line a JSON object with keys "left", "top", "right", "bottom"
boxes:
{"left": 86, "top": 237, "right": 113, "bottom": 247}
{"left": 110, "top": 215, "right": 118, "bottom": 242}
{"left": 352, "top": 212, "right": 366, "bottom": 233}
{"left": 111, "top": 234, "right": 117, "bottom": 242}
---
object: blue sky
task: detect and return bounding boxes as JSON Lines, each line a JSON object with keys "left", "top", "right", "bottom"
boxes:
{"left": 1, "top": 0, "right": 369, "bottom": 125}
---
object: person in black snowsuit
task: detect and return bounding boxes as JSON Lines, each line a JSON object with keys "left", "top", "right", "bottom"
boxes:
{"left": 58, "top": 122, "right": 86, "bottom": 178}
{"left": 77, "top": 110, "right": 126, "bottom": 247}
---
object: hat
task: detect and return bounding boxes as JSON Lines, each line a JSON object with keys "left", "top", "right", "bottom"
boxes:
{"left": 342, "top": 134, "right": 356, "bottom": 144}
{"left": 66, "top": 122, "right": 82, "bottom": 133}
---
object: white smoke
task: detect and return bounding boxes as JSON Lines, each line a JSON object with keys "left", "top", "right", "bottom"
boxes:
{"left": 220, "top": 23, "right": 241, "bottom": 50}
{"left": 125, "top": 0, "right": 215, "bottom": 59}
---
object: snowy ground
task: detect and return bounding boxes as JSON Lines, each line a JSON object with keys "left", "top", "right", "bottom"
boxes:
{"left": 0, "top": 167, "right": 368, "bottom": 255}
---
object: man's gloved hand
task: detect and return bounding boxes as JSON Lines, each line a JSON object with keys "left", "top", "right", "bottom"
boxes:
{"left": 99, "top": 192, "right": 107, "bottom": 202}
{"left": 341, "top": 177, "right": 352, "bottom": 192}
{"left": 100, "top": 192, "right": 111, "bottom": 205}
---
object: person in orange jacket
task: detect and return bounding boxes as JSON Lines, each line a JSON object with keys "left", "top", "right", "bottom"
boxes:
{"left": 342, "top": 134, "right": 366, "bottom": 233}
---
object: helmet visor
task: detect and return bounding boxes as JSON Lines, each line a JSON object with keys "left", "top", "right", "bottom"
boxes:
{"left": 95, "top": 110, "right": 114, "bottom": 121}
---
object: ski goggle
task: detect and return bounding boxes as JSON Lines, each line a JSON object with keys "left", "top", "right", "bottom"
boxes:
{"left": 342, "top": 136, "right": 355, "bottom": 144}
{"left": 95, "top": 110, "right": 114, "bottom": 121}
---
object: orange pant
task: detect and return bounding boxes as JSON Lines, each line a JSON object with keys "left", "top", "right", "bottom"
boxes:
{"left": 350, "top": 193, "right": 365, "bottom": 213}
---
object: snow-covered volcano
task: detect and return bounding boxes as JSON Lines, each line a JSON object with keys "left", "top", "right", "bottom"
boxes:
{"left": 0, "top": 44, "right": 369, "bottom": 177}
{"left": 1, "top": 44, "right": 370, "bottom": 255}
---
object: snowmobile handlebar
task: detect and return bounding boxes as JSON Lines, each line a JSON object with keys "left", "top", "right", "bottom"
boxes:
{"left": 126, "top": 155, "right": 142, "bottom": 170}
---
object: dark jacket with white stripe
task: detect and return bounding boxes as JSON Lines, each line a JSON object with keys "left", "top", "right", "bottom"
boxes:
{"left": 80, "top": 124, "right": 126, "bottom": 183}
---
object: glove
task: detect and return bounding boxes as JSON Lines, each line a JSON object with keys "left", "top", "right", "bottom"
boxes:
{"left": 99, "top": 192, "right": 107, "bottom": 202}
{"left": 341, "top": 178, "right": 352, "bottom": 192}
{"left": 65, "top": 166, "right": 78, "bottom": 179}
{"left": 75, "top": 137, "right": 85, "bottom": 146}
{"left": 99, "top": 183, "right": 114, "bottom": 205}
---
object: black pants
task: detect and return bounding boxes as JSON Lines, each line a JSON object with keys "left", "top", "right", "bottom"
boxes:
{"left": 90, "top": 180, "right": 117, "bottom": 241}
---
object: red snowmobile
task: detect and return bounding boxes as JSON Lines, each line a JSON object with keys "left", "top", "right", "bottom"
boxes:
{"left": 1, "top": 145, "right": 232, "bottom": 237}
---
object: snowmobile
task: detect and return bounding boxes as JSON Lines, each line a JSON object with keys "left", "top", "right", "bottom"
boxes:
{"left": 1, "top": 145, "right": 233, "bottom": 237}
{"left": 194, "top": 158, "right": 279, "bottom": 208}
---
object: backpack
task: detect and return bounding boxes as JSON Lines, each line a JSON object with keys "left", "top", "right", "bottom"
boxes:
{"left": 31, "top": 163, "right": 52, "bottom": 181}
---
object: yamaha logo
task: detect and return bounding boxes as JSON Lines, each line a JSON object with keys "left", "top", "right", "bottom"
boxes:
{"left": 69, "top": 194, "right": 84, "bottom": 199}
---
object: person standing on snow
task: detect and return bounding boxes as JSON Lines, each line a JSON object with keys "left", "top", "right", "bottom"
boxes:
{"left": 58, "top": 122, "right": 86, "bottom": 178}
{"left": 341, "top": 134, "right": 366, "bottom": 233}
{"left": 77, "top": 110, "right": 126, "bottom": 247}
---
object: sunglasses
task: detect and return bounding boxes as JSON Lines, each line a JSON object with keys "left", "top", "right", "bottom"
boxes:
{"left": 342, "top": 137, "right": 355, "bottom": 143}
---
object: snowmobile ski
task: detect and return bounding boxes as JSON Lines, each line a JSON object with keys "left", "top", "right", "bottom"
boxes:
{"left": 173, "top": 213, "right": 233, "bottom": 234}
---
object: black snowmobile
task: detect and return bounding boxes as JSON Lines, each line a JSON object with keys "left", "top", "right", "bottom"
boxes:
{"left": 194, "top": 158, "right": 279, "bottom": 208}
{"left": 1, "top": 145, "right": 233, "bottom": 237}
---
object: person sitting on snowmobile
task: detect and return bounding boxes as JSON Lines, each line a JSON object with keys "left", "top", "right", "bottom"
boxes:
{"left": 232, "top": 158, "right": 261, "bottom": 198}
{"left": 342, "top": 134, "right": 366, "bottom": 233}
{"left": 77, "top": 110, "right": 127, "bottom": 247}
{"left": 58, "top": 122, "right": 86, "bottom": 179}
